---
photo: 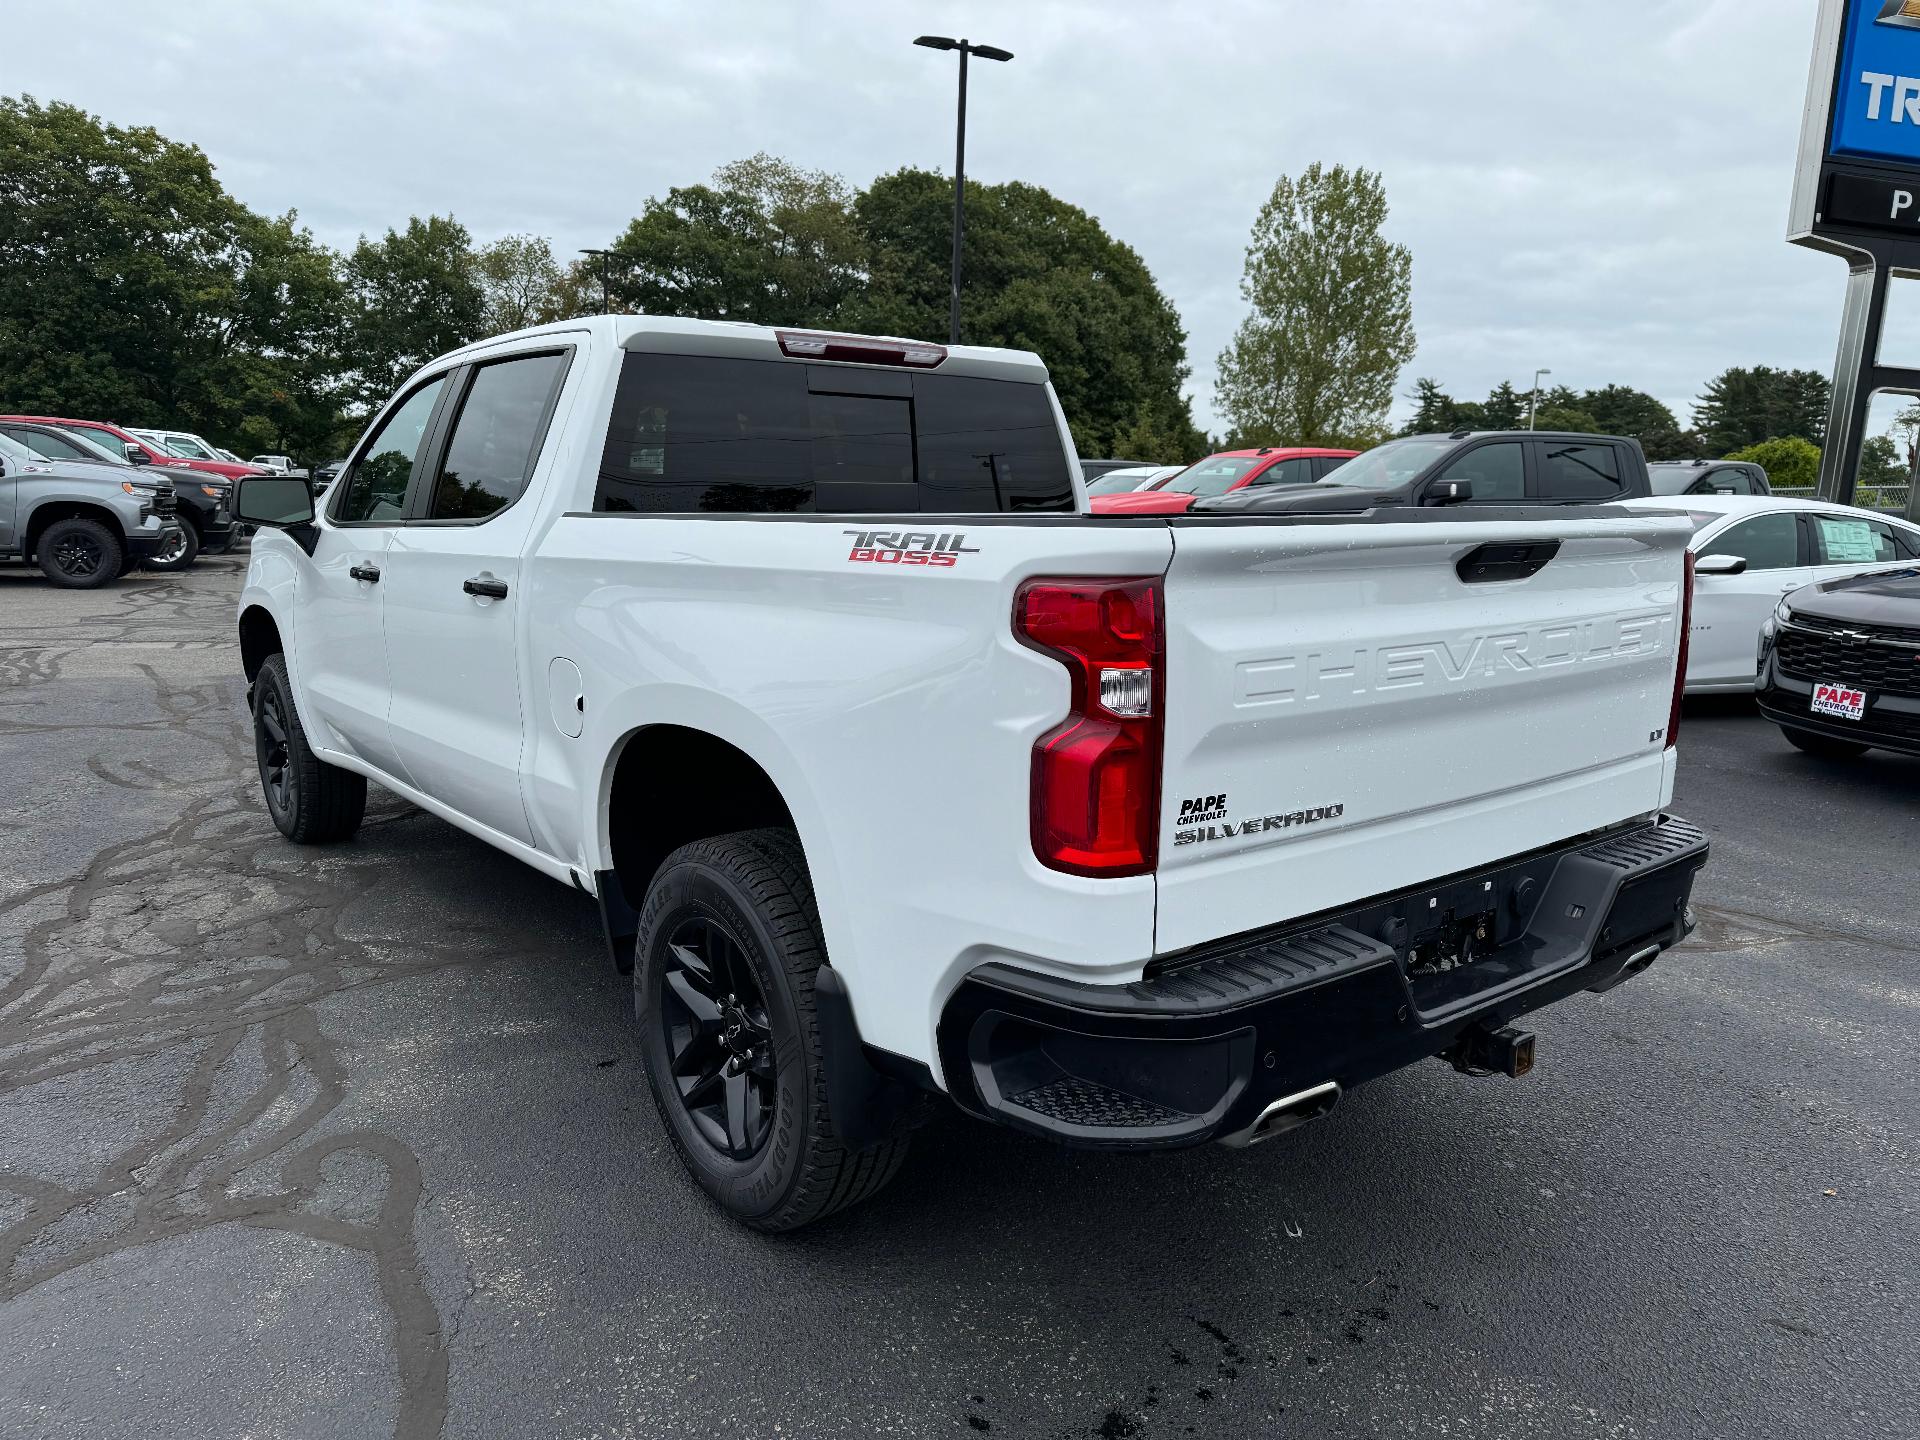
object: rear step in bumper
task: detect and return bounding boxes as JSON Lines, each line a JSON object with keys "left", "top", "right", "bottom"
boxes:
{"left": 936, "top": 814, "right": 1708, "bottom": 1150}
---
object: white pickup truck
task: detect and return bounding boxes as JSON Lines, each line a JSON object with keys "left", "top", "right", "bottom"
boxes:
{"left": 235, "top": 316, "right": 1708, "bottom": 1231}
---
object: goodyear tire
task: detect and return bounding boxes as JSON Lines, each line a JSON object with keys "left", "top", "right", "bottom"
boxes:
{"left": 634, "top": 828, "right": 909, "bottom": 1231}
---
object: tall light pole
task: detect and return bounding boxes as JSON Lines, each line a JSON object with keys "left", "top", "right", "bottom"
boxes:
{"left": 914, "top": 35, "right": 1013, "bottom": 345}
{"left": 579, "top": 248, "right": 612, "bottom": 316}
{"left": 1528, "top": 367, "right": 1553, "bottom": 430}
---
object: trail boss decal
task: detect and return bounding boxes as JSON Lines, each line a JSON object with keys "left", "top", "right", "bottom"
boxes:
{"left": 844, "top": 531, "right": 979, "bottom": 567}
{"left": 1811, "top": 681, "right": 1868, "bottom": 721}
{"left": 1172, "top": 802, "right": 1345, "bottom": 846}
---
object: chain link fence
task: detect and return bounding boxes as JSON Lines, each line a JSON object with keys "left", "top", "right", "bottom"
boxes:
{"left": 1771, "top": 483, "right": 1912, "bottom": 512}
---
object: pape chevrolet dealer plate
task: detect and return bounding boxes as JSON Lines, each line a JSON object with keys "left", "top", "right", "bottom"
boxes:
{"left": 1812, "top": 681, "right": 1869, "bottom": 721}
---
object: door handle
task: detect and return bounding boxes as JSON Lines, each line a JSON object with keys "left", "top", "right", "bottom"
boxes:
{"left": 349, "top": 564, "right": 380, "bottom": 583}
{"left": 463, "top": 576, "right": 509, "bottom": 600}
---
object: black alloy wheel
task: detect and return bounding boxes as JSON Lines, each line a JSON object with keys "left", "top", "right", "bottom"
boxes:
{"left": 37, "top": 517, "right": 124, "bottom": 589}
{"left": 54, "top": 531, "right": 104, "bottom": 576}
{"left": 657, "top": 915, "right": 778, "bottom": 1159}
{"left": 256, "top": 681, "right": 294, "bottom": 822}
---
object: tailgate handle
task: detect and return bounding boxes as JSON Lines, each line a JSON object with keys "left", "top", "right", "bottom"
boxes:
{"left": 1456, "top": 541, "right": 1561, "bottom": 584}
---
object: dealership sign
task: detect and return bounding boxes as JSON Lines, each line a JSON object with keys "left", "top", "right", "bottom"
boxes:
{"left": 1792, "top": 0, "right": 1920, "bottom": 247}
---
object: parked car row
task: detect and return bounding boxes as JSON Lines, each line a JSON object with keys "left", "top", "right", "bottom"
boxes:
{"left": 0, "top": 432, "right": 182, "bottom": 587}
{"left": 0, "top": 413, "right": 276, "bottom": 584}
{"left": 1080, "top": 430, "right": 1741, "bottom": 517}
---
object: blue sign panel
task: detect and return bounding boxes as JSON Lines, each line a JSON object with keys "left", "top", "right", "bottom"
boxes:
{"left": 1830, "top": 0, "right": 1920, "bottom": 165}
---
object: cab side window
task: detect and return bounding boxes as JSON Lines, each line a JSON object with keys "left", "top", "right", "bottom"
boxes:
{"left": 1698, "top": 513, "right": 1800, "bottom": 569}
{"left": 425, "top": 353, "right": 567, "bottom": 521}
{"left": 1538, "top": 441, "right": 1625, "bottom": 501}
{"left": 1436, "top": 441, "right": 1525, "bottom": 500}
{"left": 1245, "top": 457, "right": 1313, "bottom": 488}
{"left": 334, "top": 376, "right": 447, "bottom": 524}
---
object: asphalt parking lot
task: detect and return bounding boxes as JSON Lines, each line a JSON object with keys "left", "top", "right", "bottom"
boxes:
{"left": 1, "top": 553, "right": 1915, "bottom": 1440}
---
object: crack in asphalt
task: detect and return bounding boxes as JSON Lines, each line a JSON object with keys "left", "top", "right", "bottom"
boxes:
{"left": 0, "top": 558, "right": 485, "bottom": 1440}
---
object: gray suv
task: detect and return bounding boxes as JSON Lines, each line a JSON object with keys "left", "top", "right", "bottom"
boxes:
{"left": 0, "top": 433, "right": 182, "bottom": 587}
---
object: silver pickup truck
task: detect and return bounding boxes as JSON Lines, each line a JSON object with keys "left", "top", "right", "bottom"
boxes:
{"left": 0, "top": 433, "right": 182, "bottom": 587}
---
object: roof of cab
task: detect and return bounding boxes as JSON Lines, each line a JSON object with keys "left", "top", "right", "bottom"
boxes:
{"left": 433, "top": 314, "right": 1050, "bottom": 385}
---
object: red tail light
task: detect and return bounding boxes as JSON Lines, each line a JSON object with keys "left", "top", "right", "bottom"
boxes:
{"left": 1014, "top": 577, "right": 1164, "bottom": 877}
{"left": 1667, "top": 550, "right": 1694, "bottom": 749}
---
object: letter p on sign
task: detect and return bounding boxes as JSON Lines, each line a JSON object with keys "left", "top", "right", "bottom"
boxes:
{"left": 1895, "top": 189, "right": 1916, "bottom": 220}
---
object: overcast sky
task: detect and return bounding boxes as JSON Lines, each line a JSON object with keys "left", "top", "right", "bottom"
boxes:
{"left": 10, "top": 0, "right": 1863, "bottom": 434}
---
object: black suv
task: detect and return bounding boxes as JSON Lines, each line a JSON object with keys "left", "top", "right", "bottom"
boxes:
{"left": 1192, "top": 431, "right": 1652, "bottom": 514}
{"left": 0, "top": 420, "right": 235, "bottom": 566}
{"left": 1758, "top": 567, "right": 1920, "bottom": 760}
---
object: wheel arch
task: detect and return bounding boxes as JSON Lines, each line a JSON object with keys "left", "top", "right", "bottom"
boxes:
{"left": 590, "top": 712, "right": 841, "bottom": 978}
{"left": 24, "top": 500, "right": 124, "bottom": 555}
{"left": 238, "top": 605, "right": 284, "bottom": 682}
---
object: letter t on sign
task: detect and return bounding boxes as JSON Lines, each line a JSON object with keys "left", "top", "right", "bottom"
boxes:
{"left": 1864, "top": 71, "right": 1896, "bottom": 119}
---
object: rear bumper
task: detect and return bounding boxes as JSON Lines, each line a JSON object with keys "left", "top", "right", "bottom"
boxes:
{"left": 936, "top": 814, "right": 1708, "bottom": 1149}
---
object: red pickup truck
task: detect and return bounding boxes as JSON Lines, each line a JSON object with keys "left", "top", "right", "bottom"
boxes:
{"left": 1092, "top": 446, "right": 1358, "bottom": 515}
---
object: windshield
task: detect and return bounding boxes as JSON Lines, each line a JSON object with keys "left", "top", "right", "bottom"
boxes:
{"left": 1160, "top": 456, "right": 1263, "bottom": 497}
{"left": 1086, "top": 469, "right": 1154, "bottom": 495}
{"left": 1313, "top": 437, "right": 1459, "bottom": 490}
{"left": 164, "top": 435, "right": 218, "bottom": 459}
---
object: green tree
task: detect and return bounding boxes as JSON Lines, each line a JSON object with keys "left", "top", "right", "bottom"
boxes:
{"left": 607, "top": 153, "right": 863, "bottom": 325}
{"left": 476, "top": 233, "right": 569, "bottom": 334}
{"left": 1859, "top": 433, "right": 1905, "bottom": 490}
{"left": 1726, "top": 436, "right": 1821, "bottom": 489}
{"left": 846, "top": 169, "right": 1204, "bottom": 462}
{"left": 342, "top": 215, "right": 484, "bottom": 408}
{"left": 1694, "top": 366, "right": 1830, "bottom": 453}
{"left": 1577, "top": 383, "right": 1666, "bottom": 441}
{"left": 1403, "top": 378, "right": 1454, "bottom": 433}
{"left": 0, "top": 96, "right": 346, "bottom": 455}
{"left": 1215, "top": 164, "right": 1415, "bottom": 447}
{"left": 1482, "top": 381, "right": 1526, "bottom": 430}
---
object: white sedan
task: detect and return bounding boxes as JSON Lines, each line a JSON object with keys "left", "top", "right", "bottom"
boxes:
{"left": 1624, "top": 495, "right": 1920, "bottom": 692}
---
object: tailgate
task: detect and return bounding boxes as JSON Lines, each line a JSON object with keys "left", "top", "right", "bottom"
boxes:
{"left": 1155, "top": 513, "right": 1690, "bottom": 954}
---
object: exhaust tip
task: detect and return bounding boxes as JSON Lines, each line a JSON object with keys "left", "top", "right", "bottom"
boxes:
{"left": 1227, "top": 1080, "right": 1341, "bottom": 1147}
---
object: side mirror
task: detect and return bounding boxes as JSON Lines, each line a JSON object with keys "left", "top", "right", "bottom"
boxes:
{"left": 125, "top": 444, "right": 150, "bottom": 464}
{"left": 1693, "top": 553, "right": 1747, "bottom": 576}
{"left": 237, "top": 475, "right": 315, "bottom": 527}
{"left": 1428, "top": 478, "right": 1475, "bottom": 505}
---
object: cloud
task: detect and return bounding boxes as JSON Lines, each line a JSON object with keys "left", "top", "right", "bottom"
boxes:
{"left": 13, "top": 0, "right": 1838, "bottom": 432}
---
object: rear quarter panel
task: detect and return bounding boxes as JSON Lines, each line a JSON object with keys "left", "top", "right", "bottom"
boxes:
{"left": 523, "top": 515, "right": 1174, "bottom": 1071}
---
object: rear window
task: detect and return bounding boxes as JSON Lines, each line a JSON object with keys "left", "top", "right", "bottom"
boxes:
{"left": 595, "top": 354, "right": 1074, "bottom": 514}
